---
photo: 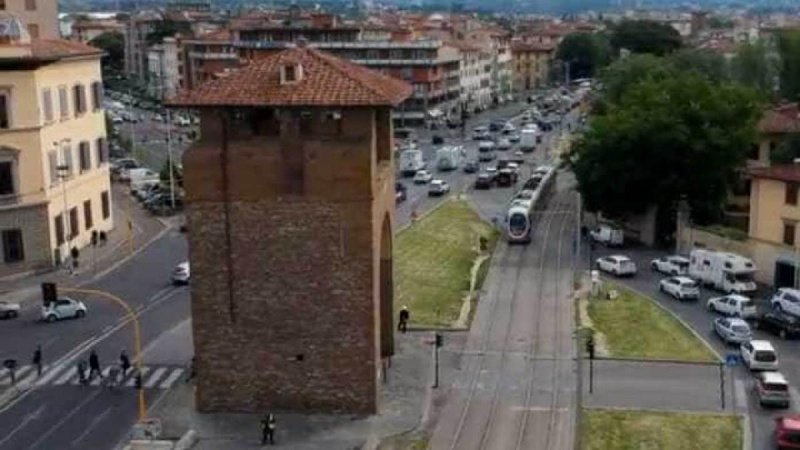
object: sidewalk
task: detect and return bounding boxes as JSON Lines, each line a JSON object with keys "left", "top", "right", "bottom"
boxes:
{"left": 0, "top": 183, "right": 172, "bottom": 307}
{"left": 141, "top": 331, "right": 469, "bottom": 450}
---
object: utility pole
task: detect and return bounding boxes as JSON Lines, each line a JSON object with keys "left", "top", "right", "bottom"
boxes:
{"left": 161, "top": 64, "right": 176, "bottom": 209}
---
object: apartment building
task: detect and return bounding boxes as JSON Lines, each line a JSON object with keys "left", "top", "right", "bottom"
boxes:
{"left": 511, "top": 40, "right": 555, "bottom": 92}
{"left": 0, "top": 0, "right": 59, "bottom": 39}
{"left": 0, "top": 15, "right": 112, "bottom": 277}
{"left": 147, "top": 37, "right": 182, "bottom": 100}
{"left": 446, "top": 40, "right": 492, "bottom": 114}
{"left": 71, "top": 18, "right": 124, "bottom": 43}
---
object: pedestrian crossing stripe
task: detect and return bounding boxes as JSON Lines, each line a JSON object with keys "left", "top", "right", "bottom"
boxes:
{"left": 0, "top": 364, "right": 185, "bottom": 390}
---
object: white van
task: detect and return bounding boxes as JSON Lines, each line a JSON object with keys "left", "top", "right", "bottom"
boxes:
{"left": 399, "top": 149, "right": 425, "bottom": 177}
{"left": 740, "top": 340, "right": 779, "bottom": 371}
{"left": 590, "top": 224, "right": 624, "bottom": 247}
{"left": 688, "top": 249, "right": 757, "bottom": 294}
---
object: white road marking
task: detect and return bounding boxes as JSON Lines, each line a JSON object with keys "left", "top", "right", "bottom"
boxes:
{"left": 54, "top": 367, "right": 78, "bottom": 386}
{"left": 125, "top": 367, "right": 150, "bottom": 387}
{"left": 35, "top": 364, "right": 65, "bottom": 386}
{"left": 734, "top": 378, "right": 747, "bottom": 410}
{"left": 158, "top": 368, "right": 184, "bottom": 389}
{"left": 0, "top": 365, "right": 33, "bottom": 386}
{"left": 89, "top": 367, "right": 112, "bottom": 386}
{"left": 26, "top": 389, "right": 102, "bottom": 449}
{"left": 144, "top": 367, "right": 167, "bottom": 388}
{"left": 69, "top": 408, "right": 111, "bottom": 447}
{"left": 0, "top": 405, "right": 44, "bottom": 447}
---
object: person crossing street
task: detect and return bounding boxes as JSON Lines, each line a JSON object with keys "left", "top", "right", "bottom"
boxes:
{"left": 120, "top": 350, "right": 131, "bottom": 376}
{"left": 32, "top": 345, "right": 42, "bottom": 377}
{"left": 88, "top": 350, "right": 102, "bottom": 381}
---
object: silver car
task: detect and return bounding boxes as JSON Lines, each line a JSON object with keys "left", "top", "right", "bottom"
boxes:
{"left": 714, "top": 317, "right": 752, "bottom": 344}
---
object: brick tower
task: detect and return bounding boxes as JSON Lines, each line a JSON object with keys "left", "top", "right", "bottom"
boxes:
{"left": 168, "top": 45, "right": 411, "bottom": 414}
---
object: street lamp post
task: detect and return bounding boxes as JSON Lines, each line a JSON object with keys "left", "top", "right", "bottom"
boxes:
{"left": 55, "top": 155, "right": 70, "bottom": 266}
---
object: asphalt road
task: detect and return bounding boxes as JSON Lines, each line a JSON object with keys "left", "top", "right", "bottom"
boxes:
{"left": 429, "top": 176, "right": 578, "bottom": 450}
{"left": 0, "top": 228, "right": 190, "bottom": 450}
{"left": 590, "top": 245, "right": 798, "bottom": 450}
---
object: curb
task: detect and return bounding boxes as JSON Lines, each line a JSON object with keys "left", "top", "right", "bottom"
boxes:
{"left": 607, "top": 279, "right": 724, "bottom": 362}
{"left": 174, "top": 429, "right": 197, "bottom": 450}
{"left": 741, "top": 413, "right": 751, "bottom": 450}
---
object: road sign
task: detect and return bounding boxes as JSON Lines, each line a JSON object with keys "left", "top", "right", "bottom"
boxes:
{"left": 725, "top": 352, "right": 739, "bottom": 367}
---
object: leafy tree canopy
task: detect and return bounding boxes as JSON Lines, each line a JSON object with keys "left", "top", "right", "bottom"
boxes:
{"left": 90, "top": 31, "right": 124, "bottom": 72}
{"left": 145, "top": 20, "right": 189, "bottom": 46}
{"left": 731, "top": 39, "right": 779, "bottom": 96}
{"left": 770, "top": 134, "right": 800, "bottom": 164}
{"left": 610, "top": 19, "right": 683, "bottom": 56}
{"left": 556, "top": 32, "right": 611, "bottom": 80}
{"left": 777, "top": 31, "right": 800, "bottom": 101}
{"left": 568, "top": 71, "right": 761, "bottom": 224}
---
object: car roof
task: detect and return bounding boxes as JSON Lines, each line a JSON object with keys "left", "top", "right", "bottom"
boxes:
{"left": 779, "top": 415, "right": 800, "bottom": 431}
{"left": 750, "top": 339, "right": 775, "bottom": 351}
{"left": 609, "top": 255, "right": 631, "bottom": 261}
{"left": 761, "top": 371, "right": 788, "bottom": 384}
{"left": 667, "top": 255, "right": 689, "bottom": 262}
{"left": 672, "top": 276, "right": 695, "bottom": 283}
{"left": 726, "top": 294, "right": 750, "bottom": 302}
{"left": 431, "top": 179, "right": 444, "bottom": 184}
{"left": 779, "top": 287, "right": 800, "bottom": 295}
{"left": 728, "top": 318, "right": 749, "bottom": 327}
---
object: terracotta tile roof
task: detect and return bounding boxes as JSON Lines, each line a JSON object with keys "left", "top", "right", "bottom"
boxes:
{"left": 167, "top": 46, "right": 412, "bottom": 107}
{"left": 749, "top": 164, "right": 800, "bottom": 183}
{"left": 758, "top": 103, "right": 800, "bottom": 134}
{"left": 0, "top": 39, "right": 103, "bottom": 60}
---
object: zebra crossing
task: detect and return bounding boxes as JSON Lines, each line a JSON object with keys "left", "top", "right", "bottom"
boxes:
{"left": 0, "top": 363, "right": 186, "bottom": 389}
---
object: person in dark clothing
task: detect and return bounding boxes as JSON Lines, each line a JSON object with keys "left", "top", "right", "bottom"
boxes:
{"left": 261, "top": 413, "right": 276, "bottom": 445}
{"left": 120, "top": 350, "right": 131, "bottom": 376}
{"left": 398, "top": 306, "right": 410, "bottom": 333}
{"left": 88, "top": 350, "right": 102, "bottom": 380}
{"left": 32, "top": 345, "right": 42, "bottom": 377}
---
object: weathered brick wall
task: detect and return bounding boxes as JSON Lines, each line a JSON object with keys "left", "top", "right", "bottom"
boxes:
{"left": 0, "top": 203, "right": 52, "bottom": 278}
{"left": 185, "top": 107, "right": 394, "bottom": 414}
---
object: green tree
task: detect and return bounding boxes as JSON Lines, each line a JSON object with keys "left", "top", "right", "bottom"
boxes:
{"left": 610, "top": 20, "right": 683, "bottom": 56}
{"left": 668, "top": 48, "right": 729, "bottom": 83}
{"left": 731, "top": 40, "right": 778, "bottom": 95}
{"left": 597, "top": 54, "right": 678, "bottom": 105}
{"left": 777, "top": 31, "right": 800, "bottom": 101}
{"left": 146, "top": 20, "right": 188, "bottom": 46}
{"left": 567, "top": 72, "right": 761, "bottom": 227}
{"left": 556, "top": 32, "right": 611, "bottom": 80}
{"left": 90, "top": 31, "right": 124, "bottom": 73}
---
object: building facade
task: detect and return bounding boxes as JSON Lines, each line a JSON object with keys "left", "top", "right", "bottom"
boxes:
{"left": 147, "top": 37, "right": 182, "bottom": 100}
{"left": 168, "top": 45, "right": 411, "bottom": 414}
{"left": 511, "top": 41, "right": 555, "bottom": 93}
{"left": 0, "top": 17, "right": 112, "bottom": 277}
{"left": 0, "top": 0, "right": 59, "bottom": 39}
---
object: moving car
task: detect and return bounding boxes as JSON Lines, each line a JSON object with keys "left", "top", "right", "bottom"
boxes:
{"left": 171, "top": 262, "right": 190, "bottom": 285}
{"left": 474, "top": 173, "right": 492, "bottom": 190}
{"left": 478, "top": 140, "right": 496, "bottom": 152}
{"left": 472, "top": 126, "right": 490, "bottom": 140}
{"left": 659, "top": 276, "right": 700, "bottom": 300}
{"left": 771, "top": 288, "right": 800, "bottom": 317}
{"left": 650, "top": 255, "right": 690, "bottom": 275}
{"left": 428, "top": 179, "right": 450, "bottom": 196}
{"left": 753, "top": 311, "right": 800, "bottom": 340}
{"left": 432, "top": 135, "right": 444, "bottom": 145}
{"left": 463, "top": 161, "right": 479, "bottom": 174}
{"left": 706, "top": 294, "right": 757, "bottom": 318}
{"left": 713, "top": 317, "right": 752, "bottom": 344}
{"left": 413, "top": 170, "right": 433, "bottom": 184}
{"left": 0, "top": 300, "right": 20, "bottom": 319}
{"left": 595, "top": 255, "right": 637, "bottom": 277}
{"left": 741, "top": 339, "right": 779, "bottom": 371}
{"left": 395, "top": 182, "right": 407, "bottom": 203}
{"left": 478, "top": 151, "right": 496, "bottom": 162}
{"left": 41, "top": 298, "right": 87, "bottom": 322}
{"left": 497, "top": 138, "right": 512, "bottom": 150}
{"left": 774, "top": 415, "right": 800, "bottom": 449}
{"left": 753, "top": 371, "right": 790, "bottom": 408}
{"left": 510, "top": 151, "right": 525, "bottom": 164}
{"left": 507, "top": 132, "right": 521, "bottom": 143}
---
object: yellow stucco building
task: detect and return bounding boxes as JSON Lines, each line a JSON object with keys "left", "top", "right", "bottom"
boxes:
{"left": 0, "top": 16, "right": 112, "bottom": 277}
{"left": 510, "top": 41, "right": 555, "bottom": 92}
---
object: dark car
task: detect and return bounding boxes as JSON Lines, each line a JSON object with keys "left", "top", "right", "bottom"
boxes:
{"left": 395, "top": 182, "right": 407, "bottom": 203}
{"left": 489, "top": 120, "right": 505, "bottom": 132}
{"left": 753, "top": 311, "right": 800, "bottom": 339}
{"left": 474, "top": 173, "right": 492, "bottom": 190}
{"left": 463, "top": 161, "right": 479, "bottom": 174}
{"left": 496, "top": 169, "right": 514, "bottom": 187}
{"left": 432, "top": 135, "right": 444, "bottom": 145}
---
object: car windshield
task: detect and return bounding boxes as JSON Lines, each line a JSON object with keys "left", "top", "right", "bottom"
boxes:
{"left": 731, "top": 325, "right": 750, "bottom": 334}
{"left": 755, "top": 351, "right": 776, "bottom": 362}
{"left": 509, "top": 213, "right": 527, "bottom": 233}
{"left": 681, "top": 280, "right": 698, "bottom": 288}
{"left": 619, "top": 261, "right": 634, "bottom": 269}
{"left": 764, "top": 382, "right": 788, "bottom": 392}
{"left": 733, "top": 273, "right": 754, "bottom": 282}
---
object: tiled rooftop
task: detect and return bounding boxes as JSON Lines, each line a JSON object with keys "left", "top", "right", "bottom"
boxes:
{"left": 167, "top": 45, "right": 412, "bottom": 107}
{"left": 758, "top": 103, "right": 800, "bottom": 134}
{"left": 749, "top": 164, "right": 800, "bottom": 183}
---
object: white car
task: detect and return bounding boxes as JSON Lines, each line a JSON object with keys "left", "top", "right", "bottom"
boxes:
{"left": 714, "top": 317, "right": 752, "bottom": 344}
{"left": 428, "top": 179, "right": 450, "bottom": 196}
{"left": 595, "top": 255, "right": 637, "bottom": 277}
{"left": 659, "top": 276, "right": 700, "bottom": 300}
{"left": 172, "top": 262, "right": 190, "bottom": 285}
{"left": 413, "top": 170, "right": 433, "bottom": 184}
{"left": 770, "top": 288, "right": 800, "bottom": 317}
{"left": 497, "top": 138, "right": 512, "bottom": 150}
{"left": 707, "top": 294, "right": 757, "bottom": 318}
{"left": 0, "top": 300, "right": 20, "bottom": 319}
{"left": 478, "top": 140, "right": 496, "bottom": 151}
{"left": 650, "top": 255, "right": 690, "bottom": 275}
{"left": 41, "top": 298, "right": 87, "bottom": 322}
{"left": 508, "top": 132, "right": 521, "bottom": 143}
{"left": 740, "top": 340, "right": 779, "bottom": 371}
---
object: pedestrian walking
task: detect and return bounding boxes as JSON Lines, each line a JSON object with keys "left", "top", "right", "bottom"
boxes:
{"left": 260, "top": 413, "right": 276, "bottom": 445}
{"left": 119, "top": 350, "right": 131, "bottom": 376}
{"left": 88, "top": 350, "right": 102, "bottom": 380}
{"left": 32, "top": 345, "right": 42, "bottom": 377}
{"left": 76, "top": 360, "right": 87, "bottom": 384}
{"left": 398, "top": 306, "right": 410, "bottom": 333}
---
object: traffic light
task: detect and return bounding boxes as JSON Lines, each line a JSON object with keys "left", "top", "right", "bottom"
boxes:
{"left": 586, "top": 336, "right": 595, "bottom": 360}
{"left": 435, "top": 332, "right": 444, "bottom": 348}
{"left": 135, "top": 373, "right": 143, "bottom": 390}
{"left": 41, "top": 282, "right": 57, "bottom": 306}
{"left": 91, "top": 230, "right": 98, "bottom": 246}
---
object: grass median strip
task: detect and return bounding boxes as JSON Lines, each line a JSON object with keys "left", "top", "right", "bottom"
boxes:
{"left": 584, "top": 283, "right": 717, "bottom": 362}
{"left": 395, "top": 199, "right": 498, "bottom": 328}
{"left": 582, "top": 409, "right": 741, "bottom": 450}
